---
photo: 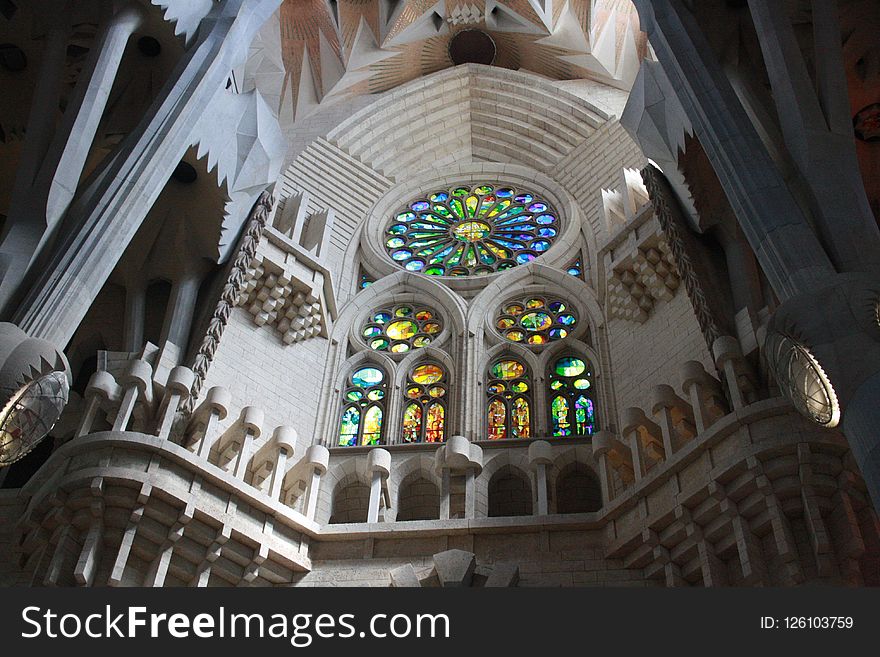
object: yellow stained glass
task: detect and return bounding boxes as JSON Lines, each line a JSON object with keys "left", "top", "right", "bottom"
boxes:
{"left": 386, "top": 320, "right": 417, "bottom": 340}
{"left": 453, "top": 220, "right": 491, "bottom": 241}
{"left": 413, "top": 364, "right": 444, "bottom": 385}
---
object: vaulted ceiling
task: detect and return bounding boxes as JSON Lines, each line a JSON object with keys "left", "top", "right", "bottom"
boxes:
{"left": 267, "top": 0, "right": 648, "bottom": 121}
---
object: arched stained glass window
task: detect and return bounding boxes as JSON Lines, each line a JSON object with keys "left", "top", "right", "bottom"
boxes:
{"left": 496, "top": 295, "right": 577, "bottom": 345}
{"left": 402, "top": 363, "right": 447, "bottom": 443}
{"left": 384, "top": 183, "right": 559, "bottom": 277}
{"left": 362, "top": 304, "right": 442, "bottom": 353}
{"left": 548, "top": 356, "right": 597, "bottom": 437}
{"left": 338, "top": 366, "right": 387, "bottom": 446}
{"left": 486, "top": 358, "right": 531, "bottom": 440}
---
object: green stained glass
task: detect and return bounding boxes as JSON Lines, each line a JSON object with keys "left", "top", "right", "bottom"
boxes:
{"left": 512, "top": 381, "right": 528, "bottom": 393}
{"left": 550, "top": 380, "right": 564, "bottom": 390}
{"left": 491, "top": 360, "right": 525, "bottom": 380}
{"left": 551, "top": 395, "right": 571, "bottom": 437}
{"left": 338, "top": 407, "right": 360, "bottom": 446}
{"left": 385, "top": 183, "right": 560, "bottom": 277}
{"left": 346, "top": 390, "right": 363, "bottom": 402}
{"left": 367, "top": 389, "right": 385, "bottom": 401}
{"left": 555, "top": 358, "right": 586, "bottom": 377}
{"left": 521, "top": 312, "right": 552, "bottom": 331}
{"left": 369, "top": 338, "right": 389, "bottom": 350}
{"left": 575, "top": 396, "right": 594, "bottom": 434}
{"left": 573, "top": 378, "right": 590, "bottom": 390}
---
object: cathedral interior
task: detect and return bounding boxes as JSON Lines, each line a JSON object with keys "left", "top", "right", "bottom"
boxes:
{"left": 0, "top": 0, "right": 879, "bottom": 587}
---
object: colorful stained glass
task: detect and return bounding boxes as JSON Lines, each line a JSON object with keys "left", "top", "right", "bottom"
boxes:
{"left": 491, "top": 360, "right": 525, "bottom": 379}
{"left": 425, "top": 403, "right": 445, "bottom": 443}
{"left": 413, "top": 364, "right": 443, "bottom": 385}
{"left": 488, "top": 399, "right": 507, "bottom": 440}
{"left": 403, "top": 403, "right": 422, "bottom": 443}
{"left": 487, "top": 383, "right": 505, "bottom": 394}
{"left": 428, "top": 386, "right": 446, "bottom": 398}
{"left": 504, "top": 304, "right": 524, "bottom": 316}
{"left": 555, "top": 358, "right": 585, "bottom": 377}
{"left": 367, "top": 389, "right": 385, "bottom": 401}
{"left": 512, "top": 381, "right": 528, "bottom": 393}
{"left": 364, "top": 305, "right": 442, "bottom": 353}
{"left": 497, "top": 296, "right": 577, "bottom": 345}
{"left": 338, "top": 407, "right": 360, "bottom": 446}
{"left": 551, "top": 396, "right": 571, "bottom": 436}
{"left": 512, "top": 397, "right": 530, "bottom": 438}
{"left": 406, "top": 386, "right": 421, "bottom": 399}
{"left": 352, "top": 367, "right": 384, "bottom": 387}
{"left": 575, "top": 396, "right": 595, "bottom": 434}
{"left": 548, "top": 356, "right": 597, "bottom": 437}
{"left": 362, "top": 405, "right": 383, "bottom": 445}
{"left": 346, "top": 390, "right": 363, "bottom": 401}
{"left": 521, "top": 312, "right": 552, "bottom": 330}
{"left": 384, "top": 183, "right": 559, "bottom": 276}
{"left": 386, "top": 320, "right": 417, "bottom": 340}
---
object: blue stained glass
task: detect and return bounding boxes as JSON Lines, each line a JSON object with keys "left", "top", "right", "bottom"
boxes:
{"left": 535, "top": 214, "right": 556, "bottom": 225}
{"left": 411, "top": 201, "right": 430, "bottom": 211}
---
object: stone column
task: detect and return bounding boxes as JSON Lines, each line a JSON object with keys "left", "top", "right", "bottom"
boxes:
{"left": 366, "top": 448, "right": 391, "bottom": 523}
{"left": 112, "top": 359, "right": 153, "bottom": 431}
{"left": 528, "top": 440, "right": 553, "bottom": 515}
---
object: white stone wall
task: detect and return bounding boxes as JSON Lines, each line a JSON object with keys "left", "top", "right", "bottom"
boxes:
{"left": 605, "top": 288, "right": 715, "bottom": 417}
{"left": 199, "top": 307, "right": 331, "bottom": 443}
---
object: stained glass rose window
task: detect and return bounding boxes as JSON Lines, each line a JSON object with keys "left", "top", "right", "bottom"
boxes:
{"left": 384, "top": 183, "right": 559, "bottom": 277}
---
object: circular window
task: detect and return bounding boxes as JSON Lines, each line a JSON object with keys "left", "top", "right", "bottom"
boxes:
{"left": 0, "top": 371, "right": 69, "bottom": 466}
{"left": 496, "top": 296, "right": 577, "bottom": 345}
{"left": 361, "top": 304, "right": 442, "bottom": 353}
{"left": 384, "top": 183, "right": 559, "bottom": 277}
{"left": 764, "top": 332, "right": 839, "bottom": 427}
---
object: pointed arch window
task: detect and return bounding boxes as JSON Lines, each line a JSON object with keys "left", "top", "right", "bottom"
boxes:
{"left": 486, "top": 358, "right": 532, "bottom": 440}
{"left": 402, "top": 363, "right": 447, "bottom": 443}
{"left": 548, "top": 356, "right": 597, "bottom": 437}
{"left": 338, "top": 366, "right": 387, "bottom": 446}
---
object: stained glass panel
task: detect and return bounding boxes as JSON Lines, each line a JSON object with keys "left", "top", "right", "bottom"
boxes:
{"left": 403, "top": 403, "right": 422, "bottom": 443}
{"left": 551, "top": 396, "right": 571, "bottom": 437}
{"left": 352, "top": 367, "right": 384, "bottom": 387}
{"left": 491, "top": 360, "right": 525, "bottom": 379}
{"left": 496, "top": 295, "right": 577, "bottom": 346}
{"left": 363, "top": 305, "right": 442, "bottom": 353}
{"left": 362, "top": 405, "right": 383, "bottom": 445}
{"left": 425, "top": 403, "right": 445, "bottom": 443}
{"left": 548, "top": 355, "right": 597, "bottom": 438}
{"left": 512, "top": 397, "right": 530, "bottom": 438}
{"left": 384, "top": 183, "right": 559, "bottom": 276}
{"left": 554, "top": 358, "right": 585, "bottom": 377}
{"left": 488, "top": 399, "right": 506, "bottom": 440}
{"left": 338, "top": 407, "right": 360, "bottom": 447}
{"left": 413, "top": 364, "right": 444, "bottom": 385}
